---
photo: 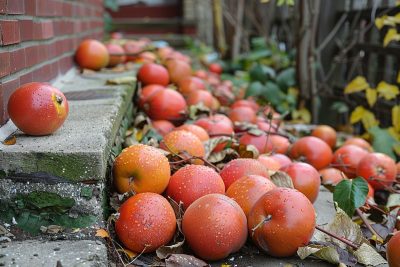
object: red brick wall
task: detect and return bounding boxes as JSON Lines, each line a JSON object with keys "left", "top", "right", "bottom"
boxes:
{"left": 0, "top": 0, "right": 104, "bottom": 126}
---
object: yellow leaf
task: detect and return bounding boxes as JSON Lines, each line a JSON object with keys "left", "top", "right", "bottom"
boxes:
{"left": 221, "top": 265, "right": 231, "bottom": 267}
{"left": 393, "top": 143, "right": 400, "bottom": 156}
{"left": 117, "top": 248, "right": 137, "bottom": 260}
{"left": 344, "top": 76, "right": 369, "bottom": 94}
{"left": 361, "top": 110, "right": 379, "bottom": 130}
{"left": 393, "top": 105, "right": 400, "bottom": 132}
{"left": 350, "top": 106, "right": 366, "bottom": 124}
{"left": 397, "top": 71, "right": 400, "bottom": 83}
{"left": 291, "top": 108, "right": 311, "bottom": 124}
{"left": 3, "top": 135, "right": 16, "bottom": 145}
{"left": 366, "top": 88, "right": 377, "bottom": 107}
{"left": 375, "top": 16, "right": 387, "bottom": 29}
{"left": 377, "top": 81, "right": 400, "bottom": 100}
{"left": 95, "top": 228, "right": 109, "bottom": 238}
{"left": 388, "top": 127, "right": 400, "bottom": 141}
{"left": 383, "top": 28, "right": 400, "bottom": 46}
{"left": 288, "top": 87, "right": 299, "bottom": 97}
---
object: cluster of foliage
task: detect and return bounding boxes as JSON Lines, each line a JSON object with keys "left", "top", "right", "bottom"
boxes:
{"left": 343, "top": 12, "right": 400, "bottom": 161}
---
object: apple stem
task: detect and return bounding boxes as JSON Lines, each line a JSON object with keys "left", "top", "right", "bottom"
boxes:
{"left": 356, "top": 208, "right": 384, "bottom": 242}
{"left": 250, "top": 214, "right": 272, "bottom": 237}
{"left": 315, "top": 225, "right": 359, "bottom": 250}
{"left": 55, "top": 95, "right": 63, "bottom": 104}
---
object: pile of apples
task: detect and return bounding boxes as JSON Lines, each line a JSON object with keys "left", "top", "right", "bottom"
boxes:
{"left": 74, "top": 38, "right": 400, "bottom": 263}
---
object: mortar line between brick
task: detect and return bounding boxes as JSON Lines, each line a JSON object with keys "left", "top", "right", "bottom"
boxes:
{"left": 0, "top": 27, "right": 103, "bottom": 84}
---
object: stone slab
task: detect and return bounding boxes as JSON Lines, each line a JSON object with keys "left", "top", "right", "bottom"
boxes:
{"left": 0, "top": 240, "right": 107, "bottom": 267}
{"left": 0, "top": 68, "right": 137, "bottom": 182}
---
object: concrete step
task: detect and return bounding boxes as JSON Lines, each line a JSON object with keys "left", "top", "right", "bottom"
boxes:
{"left": 0, "top": 67, "right": 138, "bottom": 235}
{"left": 0, "top": 240, "right": 107, "bottom": 267}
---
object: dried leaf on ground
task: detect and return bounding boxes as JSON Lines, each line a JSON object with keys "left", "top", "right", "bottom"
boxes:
{"left": 165, "top": 254, "right": 209, "bottom": 267}
{"left": 156, "top": 239, "right": 185, "bottom": 260}
{"left": 95, "top": 228, "right": 110, "bottom": 238}
{"left": 2, "top": 135, "right": 16, "bottom": 145}
{"left": 106, "top": 77, "right": 136, "bottom": 85}
{"left": 270, "top": 171, "right": 294, "bottom": 188}
{"left": 40, "top": 225, "right": 64, "bottom": 234}
{"left": 235, "top": 144, "right": 259, "bottom": 159}
{"left": 117, "top": 248, "right": 137, "bottom": 260}
{"left": 188, "top": 103, "right": 211, "bottom": 120}
{"left": 204, "top": 136, "right": 234, "bottom": 157}
{"left": 314, "top": 207, "right": 366, "bottom": 250}
{"left": 81, "top": 68, "right": 96, "bottom": 75}
{"left": 207, "top": 148, "right": 239, "bottom": 164}
{"left": 298, "top": 244, "right": 341, "bottom": 265}
{"left": 353, "top": 243, "right": 387, "bottom": 266}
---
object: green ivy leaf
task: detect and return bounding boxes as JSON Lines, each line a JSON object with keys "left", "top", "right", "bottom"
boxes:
{"left": 263, "top": 81, "right": 286, "bottom": 106}
{"left": 276, "top": 67, "right": 296, "bottom": 91}
{"left": 249, "top": 64, "right": 276, "bottom": 83}
{"left": 333, "top": 177, "right": 369, "bottom": 217}
{"left": 368, "top": 126, "right": 398, "bottom": 160}
{"left": 245, "top": 81, "right": 264, "bottom": 98}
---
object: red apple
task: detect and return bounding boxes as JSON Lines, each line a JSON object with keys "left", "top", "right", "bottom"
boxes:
{"left": 7, "top": 82, "right": 69, "bottom": 136}
{"left": 357, "top": 153, "right": 397, "bottom": 190}
{"left": 248, "top": 188, "right": 316, "bottom": 257}
{"left": 220, "top": 158, "right": 269, "bottom": 190}
{"left": 282, "top": 162, "right": 321, "bottom": 203}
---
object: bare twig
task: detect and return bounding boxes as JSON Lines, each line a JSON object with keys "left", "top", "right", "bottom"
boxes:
{"left": 315, "top": 225, "right": 359, "bottom": 250}
{"left": 356, "top": 208, "right": 384, "bottom": 242}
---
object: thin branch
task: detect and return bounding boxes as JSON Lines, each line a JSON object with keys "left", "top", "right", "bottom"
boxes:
{"left": 356, "top": 208, "right": 384, "bottom": 242}
{"left": 315, "top": 225, "right": 359, "bottom": 250}
{"left": 316, "top": 13, "right": 348, "bottom": 52}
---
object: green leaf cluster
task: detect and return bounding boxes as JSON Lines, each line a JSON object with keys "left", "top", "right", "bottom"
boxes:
{"left": 0, "top": 191, "right": 96, "bottom": 234}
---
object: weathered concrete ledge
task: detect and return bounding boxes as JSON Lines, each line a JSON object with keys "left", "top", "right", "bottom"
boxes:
{"left": 0, "top": 67, "right": 137, "bottom": 235}
{"left": 0, "top": 68, "right": 137, "bottom": 182}
{"left": 0, "top": 240, "right": 107, "bottom": 267}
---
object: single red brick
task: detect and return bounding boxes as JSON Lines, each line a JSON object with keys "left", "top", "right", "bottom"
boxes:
{"left": 62, "top": 2, "right": 72, "bottom": 16}
{"left": 10, "top": 48, "right": 26, "bottom": 74}
{"left": 0, "top": 52, "right": 10, "bottom": 78}
{"left": 6, "top": 0, "right": 24, "bottom": 14}
{"left": 33, "top": 21, "right": 53, "bottom": 40}
{"left": 24, "top": 45, "right": 38, "bottom": 67}
{"left": 24, "top": 0, "right": 35, "bottom": 15}
{"left": 0, "top": 20, "right": 21, "bottom": 45}
{"left": 66, "top": 21, "right": 74, "bottom": 34}
{"left": 54, "top": 1, "right": 62, "bottom": 16}
{"left": 19, "top": 19, "right": 34, "bottom": 41}
{"left": 37, "top": 0, "right": 58, "bottom": 16}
